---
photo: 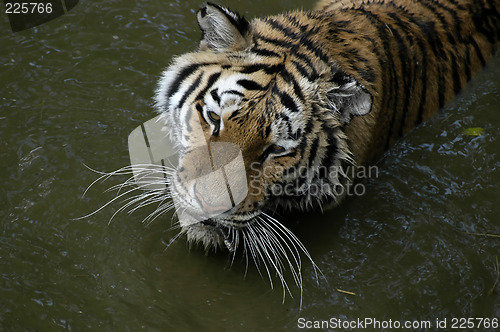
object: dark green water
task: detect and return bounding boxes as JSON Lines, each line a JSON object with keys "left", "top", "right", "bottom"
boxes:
{"left": 1, "top": 0, "right": 499, "bottom": 330}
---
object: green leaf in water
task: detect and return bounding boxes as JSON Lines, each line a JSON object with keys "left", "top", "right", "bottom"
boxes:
{"left": 463, "top": 127, "right": 484, "bottom": 136}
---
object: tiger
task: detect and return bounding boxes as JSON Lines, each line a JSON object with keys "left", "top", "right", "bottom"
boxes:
{"left": 147, "top": 0, "right": 499, "bottom": 290}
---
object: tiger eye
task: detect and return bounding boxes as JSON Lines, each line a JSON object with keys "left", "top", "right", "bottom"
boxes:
{"left": 207, "top": 110, "right": 220, "bottom": 123}
{"left": 270, "top": 144, "right": 286, "bottom": 154}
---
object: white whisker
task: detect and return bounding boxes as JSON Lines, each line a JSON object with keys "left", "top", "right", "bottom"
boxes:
{"left": 257, "top": 216, "right": 302, "bottom": 288}
{"left": 263, "top": 212, "right": 323, "bottom": 284}
{"left": 163, "top": 229, "right": 185, "bottom": 253}
{"left": 242, "top": 225, "right": 273, "bottom": 289}
{"left": 253, "top": 225, "right": 290, "bottom": 303}
{"left": 80, "top": 157, "right": 322, "bottom": 310}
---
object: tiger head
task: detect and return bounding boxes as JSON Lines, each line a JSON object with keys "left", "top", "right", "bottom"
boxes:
{"left": 154, "top": 3, "right": 373, "bottom": 249}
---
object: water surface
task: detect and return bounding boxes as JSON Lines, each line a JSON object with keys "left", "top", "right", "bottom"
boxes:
{"left": 1, "top": 0, "right": 499, "bottom": 330}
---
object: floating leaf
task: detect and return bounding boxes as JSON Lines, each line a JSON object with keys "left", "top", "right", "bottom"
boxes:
{"left": 463, "top": 127, "right": 484, "bottom": 136}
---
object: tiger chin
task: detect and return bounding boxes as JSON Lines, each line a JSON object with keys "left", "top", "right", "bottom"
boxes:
{"left": 150, "top": 0, "right": 499, "bottom": 285}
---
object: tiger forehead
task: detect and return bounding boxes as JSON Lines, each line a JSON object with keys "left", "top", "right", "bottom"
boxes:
{"left": 217, "top": 113, "right": 270, "bottom": 147}
{"left": 209, "top": 64, "right": 277, "bottom": 91}
{"left": 213, "top": 76, "right": 306, "bottom": 143}
{"left": 218, "top": 99, "right": 302, "bottom": 147}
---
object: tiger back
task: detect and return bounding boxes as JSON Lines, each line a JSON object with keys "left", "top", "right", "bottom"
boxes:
{"left": 315, "top": 0, "right": 500, "bottom": 164}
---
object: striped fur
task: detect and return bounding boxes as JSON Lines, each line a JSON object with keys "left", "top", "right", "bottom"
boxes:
{"left": 154, "top": 1, "right": 499, "bottom": 250}
{"left": 316, "top": 0, "right": 500, "bottom": 163}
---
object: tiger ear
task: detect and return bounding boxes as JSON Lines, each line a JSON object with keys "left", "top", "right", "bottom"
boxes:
{"left": 197, "top": 3, "right": 251, "bottom": 52}
{"left": 327, "top": 71, "right": 373, "bottom": 124}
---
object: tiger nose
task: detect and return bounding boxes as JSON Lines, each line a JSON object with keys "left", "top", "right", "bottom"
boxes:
{"left": 193, "top": 183, "right": 230, "bottom": 216}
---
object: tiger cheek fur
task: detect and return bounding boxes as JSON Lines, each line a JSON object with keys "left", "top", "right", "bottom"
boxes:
{"left": 154, "top": 0, "right": 499, "bottom": 257}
